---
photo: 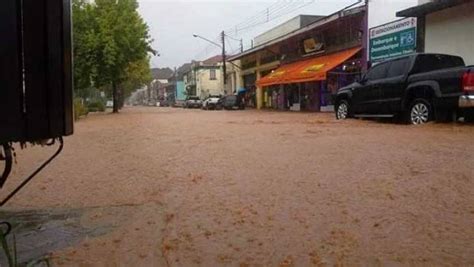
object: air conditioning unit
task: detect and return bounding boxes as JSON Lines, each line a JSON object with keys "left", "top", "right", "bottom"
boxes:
{"left": 0, "top": 0, "right": 74, "bottom": 144}
{"left": 1, "top": 0, "right": 73, "bottom": 191}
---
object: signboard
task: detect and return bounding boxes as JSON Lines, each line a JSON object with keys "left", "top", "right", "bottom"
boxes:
{"left": 369, "top": 17, "right": 417, "bottom": 62}
{"left": 303, "top": 37, "right": 324, "bottom": 54}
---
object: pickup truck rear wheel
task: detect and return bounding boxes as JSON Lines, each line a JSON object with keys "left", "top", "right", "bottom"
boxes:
{"left": 336, "top": 100, "right": 350, "bottom": 120}
{"left": 408, "top": 99, "right": 432, "bottom": 125}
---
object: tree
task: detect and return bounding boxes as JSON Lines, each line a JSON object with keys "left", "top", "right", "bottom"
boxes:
{"left": 72, "top": 0, "right": 153, "bottom": 113}
{"left": 95, "top": 0, "right": 153, "bottom": 112}
{"left": 72, "top": 0, "right": 98, "bottom": 98}
{"left": 121, "top": 57, "right": 153, "bottom": 105}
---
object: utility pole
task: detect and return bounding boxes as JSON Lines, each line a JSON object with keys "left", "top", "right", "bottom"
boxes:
{"left": 240, "top": 39, "right": 243, "bottom": 53}
{"left": 221, "top": 31, "right": 227, "bottom": 85}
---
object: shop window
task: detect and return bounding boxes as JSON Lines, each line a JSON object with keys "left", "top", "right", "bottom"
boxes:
{"left": 261, "top": 54, "right": 278, "bottom": 65}
{"left": 242, "top": 61, "right": 257, "bottom": 70}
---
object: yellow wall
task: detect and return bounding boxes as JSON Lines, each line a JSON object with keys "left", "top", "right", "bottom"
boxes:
{"left": 196, "top": 68, "right": 223, "bottom": 98}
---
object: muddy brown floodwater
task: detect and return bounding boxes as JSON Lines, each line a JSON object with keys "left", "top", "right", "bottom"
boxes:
{"left": 1, "top": 107, "right": 474, "bottom": 266}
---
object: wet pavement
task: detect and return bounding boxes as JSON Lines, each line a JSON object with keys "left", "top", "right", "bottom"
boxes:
{"left": 1, "top": 107, "right": 473, "bottom": 266}
{"left": 0, "top": 206, "right": 127, "bottom": 265}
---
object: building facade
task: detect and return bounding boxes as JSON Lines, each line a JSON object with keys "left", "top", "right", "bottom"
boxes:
{"left": 254, "top": 15, "right": 324, "bottom": 46}
{"left": 183, "top": 55, "right": 227, "bottom": 99}
{"left": 367, "top": 0, "right": 419, "bottom": 30}
{"left": 229, "top": 5, "right": 367, "bottom": 112}
{"left": 397, "top": 0, "right": 474, "bottom": 65}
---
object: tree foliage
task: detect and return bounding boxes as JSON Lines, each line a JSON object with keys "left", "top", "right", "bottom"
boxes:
{"left": 72, "top": 0, "right": 153, "bottom": 112}
{"left": 122, "top": 56, "right": 153, "bottom": 100}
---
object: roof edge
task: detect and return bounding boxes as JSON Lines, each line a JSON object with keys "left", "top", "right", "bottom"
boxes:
{"left": 396, "top": 0, "right": 470, "bottom": 17}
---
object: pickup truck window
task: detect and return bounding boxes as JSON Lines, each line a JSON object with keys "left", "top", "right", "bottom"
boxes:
{"left": 412, "top": 54, "right": 465, "bottom": 74}
{"left": 366, "top": 62, "right": 389, "bottom": 81}
{"left": 387, "top": 58, "right": 410, "bottom": 77}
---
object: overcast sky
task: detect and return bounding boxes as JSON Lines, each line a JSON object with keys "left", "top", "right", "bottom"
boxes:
{"left": 137, "top": 0, "right": 355, "bottom": 69}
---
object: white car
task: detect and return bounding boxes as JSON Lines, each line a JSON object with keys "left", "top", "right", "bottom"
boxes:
{"left": 202, "top": 96, "right": 221, "bottom": 110}
{"left": 106, "top": 100, "right": 114, "bottom": 108}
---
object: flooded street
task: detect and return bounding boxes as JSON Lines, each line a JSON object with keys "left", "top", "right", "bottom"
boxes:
{"left": 2, "top": 107, "right": 474, "bottom": 266}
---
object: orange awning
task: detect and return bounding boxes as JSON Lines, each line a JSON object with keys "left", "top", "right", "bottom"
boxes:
{"left": 257, "top": 47, "right": 361, "bottom": 87}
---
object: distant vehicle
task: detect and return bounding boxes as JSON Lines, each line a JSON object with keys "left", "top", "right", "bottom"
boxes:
{"left": 184, "top": 96, "right": 202, "bottom": 108}
{"left": 202, "top": 96, "right": 221, "bottom": 110}
{"left": 335, "top": 53, "right": 474, "bottom": 124}
{"left": 106, "top": 100, "right": 114, "bottom": 108}
{"left": 173, "top": 100, "right": 185, "bottom": 108}
{"left": 158, "top": 99, "right": 170, "bottom": 107}
{"left": 218, "top": 95, "right": 245, "bottom": 110}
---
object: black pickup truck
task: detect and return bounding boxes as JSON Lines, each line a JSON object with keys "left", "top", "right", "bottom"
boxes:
{"left": 335, "top": 53, "right": 474, "bottom": 124}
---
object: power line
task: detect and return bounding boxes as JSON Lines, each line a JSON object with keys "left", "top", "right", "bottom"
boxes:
{"left": 227, "top": 0, "right": 316, "bottom": 37}
{"left": 225, "top": 1, "right": 286, "bottom": 30}
{"left": 225, "top": 1, "right": 314, "bottom": 35}
{"left": 225, "top": 36, "right": 235, "bottom": 55}
{"left": 193, "top": 34, "right": 222, "bottom": 60}
{"left": 193, "top": 0, "right": 318, "bottom": 60}
{"left": 224, "top": 1, "right": 297, "bottom": 34}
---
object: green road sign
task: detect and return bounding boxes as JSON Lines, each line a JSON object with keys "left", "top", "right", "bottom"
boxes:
{"left": 370, "top": 18, "right": 417, "bottom": 62}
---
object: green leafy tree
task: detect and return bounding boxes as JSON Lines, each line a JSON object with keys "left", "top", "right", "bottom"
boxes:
{"left": 121, "top": 57, "right": 153, "bottom": 105}
{"left": 94, "top": 0, "right": 153, "bottom": 112}
{"left": 72, "top": 0, "right": 153, "bottom": 113}
{"left": 72, "top": 0, "right": 98, "bottom": 98}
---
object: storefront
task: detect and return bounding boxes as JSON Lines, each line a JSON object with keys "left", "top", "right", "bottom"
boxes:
{"left": 242, "top": 73, "right": 257, "bottom": 108}
{"left": 257, "top": 47, "right": 362, "bottom": 112}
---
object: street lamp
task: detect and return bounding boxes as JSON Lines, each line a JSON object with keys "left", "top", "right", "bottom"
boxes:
{"left": 192, "top": 33, "right": 243, "bottom": 86}
{"left": 193, "top": 32, "right": 227, "bottom": 85}
{"left": 192, "top": 34, "right": 222, "bottom": 48}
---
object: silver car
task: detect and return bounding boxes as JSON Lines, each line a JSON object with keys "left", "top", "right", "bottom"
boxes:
{"left": 184, "top": 96, "right": 202, "bottom": 108}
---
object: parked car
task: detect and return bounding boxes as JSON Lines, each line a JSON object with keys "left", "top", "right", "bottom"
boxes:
{"left": 202, "top": 96, "right": 221, "bottom": 110}
{"left": 335, "top": 53, "right": 474, "bottom": 124}
{"left": 184, "top": 96, "right": 202, "bottom": 108}
{"left": 218, "top": 95, "right": 245, "bottom": 110}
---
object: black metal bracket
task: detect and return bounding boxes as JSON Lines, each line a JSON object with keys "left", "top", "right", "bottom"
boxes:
{"left": 0, "top": 222, "right": 11, "bottom": 237}
{"left": 0, "top": 144, "right": 13, "bottom": 188}
{"left": 0, "top": 221, "right": 14, "bottom": 266}
{"left": 0, "top": 137, "right": 64, "bottom": 207}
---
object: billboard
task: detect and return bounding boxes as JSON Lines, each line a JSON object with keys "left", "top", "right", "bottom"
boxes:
{"left": 369, "top": 17, "right": 417, "bottom": 62}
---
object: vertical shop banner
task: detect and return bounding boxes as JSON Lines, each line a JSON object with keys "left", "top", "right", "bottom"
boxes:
{"left": 370, "top": 17, "right": 417, "bottom": 62}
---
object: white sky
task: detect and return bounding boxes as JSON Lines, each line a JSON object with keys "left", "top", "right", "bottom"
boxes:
{"left": 137, "top": 0, "right": 356, "bottom": 68}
